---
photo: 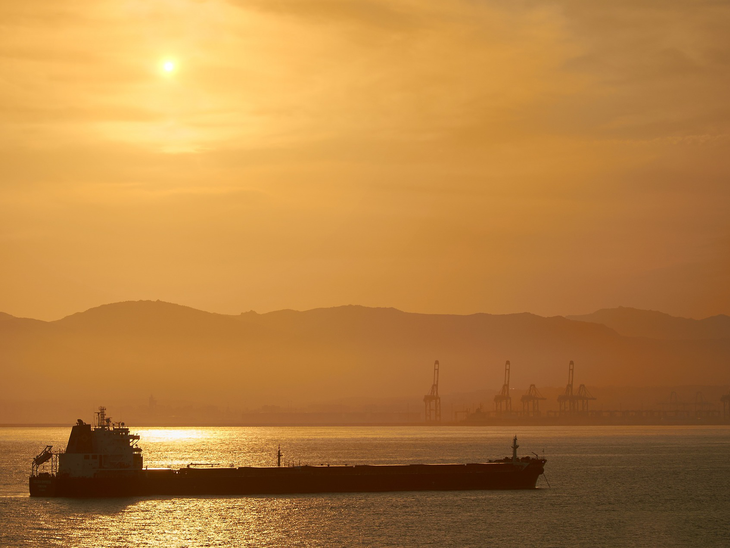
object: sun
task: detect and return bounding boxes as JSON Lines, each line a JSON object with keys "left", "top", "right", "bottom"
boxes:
{"left": 163, "top": 60, "right": 175, "bottom": 73}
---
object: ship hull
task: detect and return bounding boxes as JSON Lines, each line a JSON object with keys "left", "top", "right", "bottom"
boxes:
{"left": 30, "top": 461, "right": 544, "bottom": 498}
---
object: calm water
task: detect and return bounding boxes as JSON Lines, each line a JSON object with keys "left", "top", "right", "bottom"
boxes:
{"left": 1, "top": 425, "right": 729, "bottom": 547}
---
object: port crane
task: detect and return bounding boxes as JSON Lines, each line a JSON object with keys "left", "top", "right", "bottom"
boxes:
{"left": 557, "top": 361, "right": 595, "bottom": 415}
{"left": 694, "top": 392, "right": 714, "bottom": 418}
{"left": 521, "top": 384, "right": 546, "bottom": 416}
{"left": 494, "top": 361, "right": 512, "bottom": 414}
{"left": 669, "top": 391, "right": 681, "bottom": 413}
{"left": 424, "top": 360, "right": 441, "bottom": 423}
{"left": 557, "top": 361, "right": 574, "bottom": 415}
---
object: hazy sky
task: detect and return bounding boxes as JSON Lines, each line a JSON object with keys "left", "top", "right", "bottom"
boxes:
{"left": 2, "top": 0, "right": 729, "bottom": 320}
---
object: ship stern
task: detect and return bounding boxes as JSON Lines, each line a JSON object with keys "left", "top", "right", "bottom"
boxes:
{"left": 29, "top": 474, "right": 57, "bottom": 497}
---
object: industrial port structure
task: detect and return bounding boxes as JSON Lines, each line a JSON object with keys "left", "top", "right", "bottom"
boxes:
{"left": 423, "top": 360, "right": 441, "bottom": 423}
{"left": 424, "top": 359, "right": 730, "bottom": 425}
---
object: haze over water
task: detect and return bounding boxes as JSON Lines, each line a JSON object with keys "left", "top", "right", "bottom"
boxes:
{"left": 3, "top": 425, "right": 729, "bottom": 547}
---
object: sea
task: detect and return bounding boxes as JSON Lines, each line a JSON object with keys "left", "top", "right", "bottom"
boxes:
{"left": 1, "top": 425, "right": 729, "bottom": 547}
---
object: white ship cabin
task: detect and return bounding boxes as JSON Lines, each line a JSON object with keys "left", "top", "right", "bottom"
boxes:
{"left": 58, "top": 407, "right": 143, "bottom": 478}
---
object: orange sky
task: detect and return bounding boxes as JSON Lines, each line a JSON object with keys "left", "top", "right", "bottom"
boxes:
{"left": 1, "top": 0, "right": 729, "bottom": 321}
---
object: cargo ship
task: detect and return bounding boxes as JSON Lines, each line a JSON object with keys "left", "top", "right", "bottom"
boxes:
{"left": 29, "top": 407, "right": 547, "bottom": 497}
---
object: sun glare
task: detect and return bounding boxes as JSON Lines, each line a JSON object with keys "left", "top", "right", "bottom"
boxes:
{"left": 141, "top": 428, "right": 205, "bottom": 442}
{"left": 163, "top": 60, "right": 175, "bottom": 73}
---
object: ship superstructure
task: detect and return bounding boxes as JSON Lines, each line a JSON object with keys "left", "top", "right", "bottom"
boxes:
{"left": 30, "top": 407, "right": 142, "bottom": 495}
{"left": 58, "top": 406, "right": 142, "bottom": 477}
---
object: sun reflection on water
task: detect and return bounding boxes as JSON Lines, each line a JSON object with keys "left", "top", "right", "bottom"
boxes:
{"left": 3, "top": 427, "right": 730, "bottom": 546}
{"left": 137, "top": 428, "right": 207, "bottom": 443}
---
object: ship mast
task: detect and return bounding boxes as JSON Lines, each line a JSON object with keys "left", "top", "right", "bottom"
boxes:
{"left": 95, "top": 406, "right": 111, "bottom": 429}
{"left": 511, "top": 436, "right": 519, "bottom": 462}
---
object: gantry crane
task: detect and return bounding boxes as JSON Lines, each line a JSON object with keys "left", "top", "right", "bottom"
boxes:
{"left": 424, "top": 360, "right": 441, "bottom": 423}
{"left": 557, "top": 361, "right": 595, "bottom": 415}
{"left": 694, "top": 391, "right": 713, "bottom": 418}
{"left": 521, "top": 384, "right": 546, "bottom": 416}
{"left": 669, "top": 391, "right": 681, "bottom": 413}
{"left": 664, "top": 391, "right": 688, "bottom": 417}
{"left": 494, "top": 361, "right": 512, "bottom": 414}
{"left": 576, "top": 383, "right": 596, "bottom": 413}
{"left": 557, "top": 361, "right": 575, "bottom": 415}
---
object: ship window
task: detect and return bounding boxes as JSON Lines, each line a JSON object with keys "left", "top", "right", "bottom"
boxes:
{"left": 84, "top": 455, "right": 89, "bottom": 459}
{"left": 92, "top": 455, "right": 98, "bottom": 459}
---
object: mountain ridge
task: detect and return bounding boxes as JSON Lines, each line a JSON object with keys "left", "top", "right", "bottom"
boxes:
{"left": 2, "top": 300, "right": 728, "bottom": 411}
{"left": 567, "top": 306, "right": 730, "bottom": 340}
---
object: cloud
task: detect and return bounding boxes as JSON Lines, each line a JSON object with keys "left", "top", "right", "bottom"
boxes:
{"left": 232, "top": 0, "right": 422, "bottom": 29}
{"left": 1, "top": 0, "right": 729, "bottom": 319}
{"left": 554, "top": 0, "right": 730, "bottom": 139}
{"left": 3, "top": 0, "right": 730, "bottom": 151}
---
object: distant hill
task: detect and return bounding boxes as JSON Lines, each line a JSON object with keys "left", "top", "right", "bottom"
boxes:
{"left": 567, "top": 307, "right": 730, "bottom": 340}
{"left": 1, "top": 301, "right": 729, "bottom": 422}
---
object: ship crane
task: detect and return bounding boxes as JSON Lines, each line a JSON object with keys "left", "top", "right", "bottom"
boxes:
{"left": 494, "top": 361, "right": 512, "bottom": 415}
{"left": 521, "top": 384, "right": 546, "bottom": 417}
{"left": 423, "top": 360, "right": 441, "bottom": 423}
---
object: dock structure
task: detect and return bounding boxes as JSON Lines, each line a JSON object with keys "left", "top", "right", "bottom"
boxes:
{"left": 423, "top": 360, "right": 441, "bottom": 423}
{"left": 461, "top": 377, "right": 728, "bottom": 425}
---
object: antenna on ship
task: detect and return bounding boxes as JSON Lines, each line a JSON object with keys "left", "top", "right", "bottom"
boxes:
{"left": 511, "top": 436, "right": 519, "bottom": 463}
{"left": 96, "top": 406, "right": 110, "bottom": 429}
{"left": 277, "top": 446, "right": 283, "bottom": 467}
